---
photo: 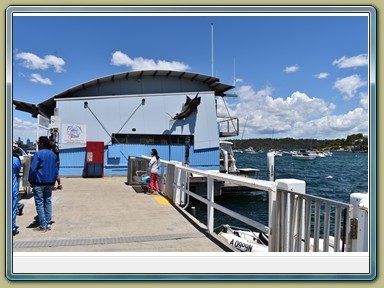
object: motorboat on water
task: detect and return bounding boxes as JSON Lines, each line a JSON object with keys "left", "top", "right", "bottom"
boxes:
{"left": 220, "top": 224, "right": 345, "bottom": 252}
{"left": 269, "top": 149, "right": 282, "bottom": 156}
{"left": 244, "top": 146, "right": 257, "bottom": 154}
{"left": 220, "top": 141, "right": 239, "bottom": 174}
{"left": 291, "top": 150, "right": 316, "bottom": 160}
{"left": 219, "top": 224, "right": 269, "bottom": 252}
{"left": 315, "top": 151, "right": 326, "bottom": 158}
{"left": 292, "top": 154, "right": 316, "bottom": 160}
{"left": 290, "top": 149, "right": 332, "bottom": 159}
{"left": 220, "top": 141, "right": 259, "bottom": 177}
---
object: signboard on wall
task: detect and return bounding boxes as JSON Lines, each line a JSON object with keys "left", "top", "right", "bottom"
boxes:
{"left": 50, "top": 116, "right": 61, "bottom": 129}
{"left": 62, "top": 124, "right": 86, "bottom": 143}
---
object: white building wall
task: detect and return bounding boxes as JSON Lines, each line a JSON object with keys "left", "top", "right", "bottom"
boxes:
{"left": 194, "top": 93, "right": 219, "bottom": 149}
{"left": 55, "top": 91, "right": 218, "bottom": 150}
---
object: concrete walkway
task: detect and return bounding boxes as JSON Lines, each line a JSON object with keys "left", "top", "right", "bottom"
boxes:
{"left": 13, "top": 177, "right": 231, "bottom": 252}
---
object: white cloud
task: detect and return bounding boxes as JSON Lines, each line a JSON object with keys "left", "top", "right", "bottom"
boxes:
{"left": 332, "top": 54, "right": 368, "bottom": 69}
{"left": 217, "top": 85, "right": 335, "bottom": 138}
{"left": 333, "top": 74, "right": 367, "bottom": 100}
{"left": 283, "top": 64, "right": 300, "bottom": 73}
{"left": 30, "top": 73, "right": 52, "bottom": 85}
{"left": 218, "top": 83, "right": 368, "bottom": 139}
{"left": 359, "top": 92, "right": 369, "bottom": 110}
{"left": 234, "top": 77, "right": 243, "bottom": 85}
{"left": 314, "top": 72, "right": 329, "bottom": 79}
{"left": 15, "top": 52, "right": 66, "bottom": 72}
{"left": 111, "top": 51, "right": 190, "bottom": 71}
{"left": 13, "top": 117, "right": 38, "bottom": 142}
{"left": 291, "top": 108, "right": 368, "bottom": 139}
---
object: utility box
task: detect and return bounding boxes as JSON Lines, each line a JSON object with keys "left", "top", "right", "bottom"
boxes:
{"left": 84, "top": 141, "right": 104, "bottom": 178}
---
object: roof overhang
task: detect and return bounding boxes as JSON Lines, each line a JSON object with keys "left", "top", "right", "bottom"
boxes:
{"left": 14, "top": 70, "right": 235, "bottom": 118}
{"left": 52, "top": 70, "right": 234, "bottom": 99}
{"left": 12, "top": 100, "right": 41, "bottom": 118}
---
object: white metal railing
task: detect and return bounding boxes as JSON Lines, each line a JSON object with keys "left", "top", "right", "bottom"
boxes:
{"left": 218, "top": 116, "right": 239, "bottom": 137}
{"left": 274, "top": 188, "right": 354, "bottom": 252}
{"left": 137, "top": 156, "right": 360, "bottom": 252}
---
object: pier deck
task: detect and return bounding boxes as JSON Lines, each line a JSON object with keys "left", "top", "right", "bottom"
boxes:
{"left": 12, "top": 177, "right": 230, "bottom": 252}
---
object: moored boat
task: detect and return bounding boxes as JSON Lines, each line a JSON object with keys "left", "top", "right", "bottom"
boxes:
{"left": 220, "top": 224, "right": 344, "bottom": 252}
{"left": 219, "top": 224, "right": 268, "bottom": 252}
{"left": 292, "top": 150, "right": 316, "bottom": 160}
{"left": 244, "top": 146, "right": 257, "bottom": 154}
{"left": 292, "top": 154, "right": 316, "bottom": 160}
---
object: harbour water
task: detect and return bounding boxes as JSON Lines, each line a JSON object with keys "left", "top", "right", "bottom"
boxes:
{"left": 187, "top": 151, "right": 369, "bottom": 232}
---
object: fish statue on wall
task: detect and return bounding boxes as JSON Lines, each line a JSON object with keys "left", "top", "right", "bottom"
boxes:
{"left": 173, "top": 92, "right": 201, "bottom": 120}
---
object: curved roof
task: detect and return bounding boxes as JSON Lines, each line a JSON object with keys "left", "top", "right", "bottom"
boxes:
{"left": 14, "top": 70, "right": 234, "bottom": 118}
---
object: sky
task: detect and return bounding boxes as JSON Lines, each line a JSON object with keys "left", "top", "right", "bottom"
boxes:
{"left": 11, "top": 12, "right": 371, "bottom": 142}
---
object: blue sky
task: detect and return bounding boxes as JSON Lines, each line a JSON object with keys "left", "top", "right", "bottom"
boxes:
{"left": 12, "top": 13, "right": 370, "bottom": 142}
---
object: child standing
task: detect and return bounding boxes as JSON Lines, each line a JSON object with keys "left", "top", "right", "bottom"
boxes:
{"left": 147, "top": 149, "right": 160, "bottom": 195}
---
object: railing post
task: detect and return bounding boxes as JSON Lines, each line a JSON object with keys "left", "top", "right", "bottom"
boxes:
{"left": 267, "top": 152, "right": 275, "bottom": 181}
{"left": 350, "top": 193, "right": 369, "bottom": 252}
{"left": 268, "top": 184, "right": 278, "bottom": 252}
{"left": 207, "top": 174, "right": 215, "bottom": 233}
{"left": 275, "top": 179, "right": 306, "bottom": 252}
{"left": 174, "top": 165, "right": 188, "bottom": 205}
{"left": 165, "top": 162, "right": 175, "bottom": 200}
{"left": 159, "top": 162, "right": 166, "bottom": 193}
{"left": 180, "top": 169, "right": 188, "bottom": 205}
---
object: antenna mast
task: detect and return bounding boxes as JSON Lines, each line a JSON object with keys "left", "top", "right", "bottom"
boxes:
{"left": 211, "top": 23, "right": 214, "bottom": 76}
{"left": 233, "top": 58, "right": 236, "bottom": 86}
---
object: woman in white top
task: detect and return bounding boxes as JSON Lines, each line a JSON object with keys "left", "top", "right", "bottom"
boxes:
{"left": 147, "top": 149, "right": 160, "bottom": 195}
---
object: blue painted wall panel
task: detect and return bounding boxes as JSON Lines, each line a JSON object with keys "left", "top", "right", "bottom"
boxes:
{"left": 190, "top": 146, "right": 220, "bottom": 166}
{"left": 59, "top": 143, "right": 220, "bottom": 176}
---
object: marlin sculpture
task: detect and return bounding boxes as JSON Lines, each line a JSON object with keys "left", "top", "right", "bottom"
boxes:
{"left": 172, "top": 92, "right": 201, "bottom": 120}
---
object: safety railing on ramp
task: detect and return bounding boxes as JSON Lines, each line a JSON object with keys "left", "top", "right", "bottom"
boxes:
{"left": 130, "top": 156, "right": 366, "bottom": 252}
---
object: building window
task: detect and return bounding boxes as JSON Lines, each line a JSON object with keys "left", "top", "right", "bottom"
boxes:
{"left": 112, "top": 134, "right": 194, "bottom": 145}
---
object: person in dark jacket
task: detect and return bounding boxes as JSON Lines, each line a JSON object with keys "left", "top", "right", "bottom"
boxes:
{"left": 28, "top": 136, "right": 58, "bottom": 232}
{"left": 12, "top": 147, "right": 21, "bottom": 235}
{"left": 49, "top": 137, "right": 62, "bottom": 190}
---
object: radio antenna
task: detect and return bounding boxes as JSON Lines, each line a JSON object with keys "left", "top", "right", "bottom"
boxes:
{"left": 211, "top": 23, "right": 214, "bottom": 77}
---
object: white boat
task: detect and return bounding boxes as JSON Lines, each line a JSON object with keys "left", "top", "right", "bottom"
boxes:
{"left": 270, "top": 149, "right": 282, "bottom": 156}
{"left": 220, "top": 141, "right": 238, "bottom": 174}
{"left": 220, "top": 141, "right": 259, "bottom": 177}
{"left": 315, "top": 151, "right": 326, "bottom": 158}
{"left": 220, "top": 224, "right": 344, "bottom": 252}
{"left": 244, "top": 146, "right": 257, "bottom": 154}
{"left": 292, "top": 154, "right": 316, "bottom": 160}
{"left": 219, "top": 224, "right": 268, "bottom": 252}
{"left": 292, "top": 150, "right": 316, "bottom": 160}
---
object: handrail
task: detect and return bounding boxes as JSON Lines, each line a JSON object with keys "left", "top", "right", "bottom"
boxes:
{"left": 136, "top": 156, "right": 355, "bottom": 252}
{"left": 141, "top": 155, "right": 272, "bottom": 235}
{"left": 276, "top": 188, "right": 353, "bottom": 252}
{"left": 142, "top": 155, "right": 276, "bottom": 192}
{"left": 181, "top": 183, "right": 270, "bottom": 234}
{"left": 217, "top": 116, "right": 239, "bottom": 137}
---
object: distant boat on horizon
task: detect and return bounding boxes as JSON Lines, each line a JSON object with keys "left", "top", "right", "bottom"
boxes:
{"left": 244, "top": 146, "right": 257, "bottom": 154}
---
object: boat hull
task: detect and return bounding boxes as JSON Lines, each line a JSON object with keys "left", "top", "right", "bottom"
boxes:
{"left": 292, "top": 155, "right": 316, "bottom": 160}
{"left": 220, "top": 232, "right": 268, "bottom": 252}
